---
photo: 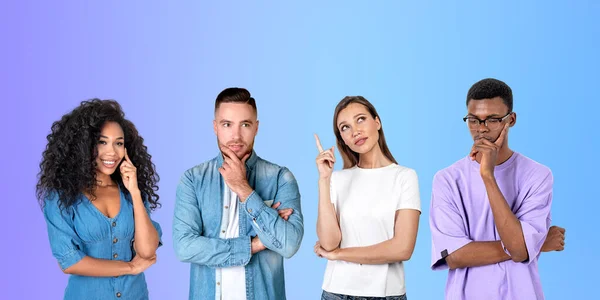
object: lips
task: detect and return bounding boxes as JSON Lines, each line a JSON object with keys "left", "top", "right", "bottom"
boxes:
{"left": 354, "top": 137, "right": 368, "bottom": 146}
{"left": 100, "top": 159, "right": 118, "bottom": 169}
{"left": 227, "top": 144, "right": 244, "bottom": 152}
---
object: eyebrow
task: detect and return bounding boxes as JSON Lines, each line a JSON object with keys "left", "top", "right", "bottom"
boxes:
{"left": 219, "top": 119, "right": 255, "bottom": 124}
{"left": 338, "top": 113, "right": 367, "bottom": 127}
{"left": 467, "top": 113, "right": 503, "bottom": 118}
{"left": 99, "top": 135, "right": 124, "bottom": 140}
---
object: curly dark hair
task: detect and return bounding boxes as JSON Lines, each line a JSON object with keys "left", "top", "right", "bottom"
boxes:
{"left": 36, "top": 99, "right": 160, "bottom": 210}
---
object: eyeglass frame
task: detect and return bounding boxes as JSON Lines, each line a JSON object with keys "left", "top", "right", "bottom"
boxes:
{"left": 462, "top": 112, "right": 512, "bottom": 128}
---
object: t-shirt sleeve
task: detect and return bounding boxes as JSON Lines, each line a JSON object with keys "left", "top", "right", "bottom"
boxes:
{"left": 396, "top": 168, "right": 421, "bottom": 211}
{"left": 329, "top": 172, "right": 338, "bottom": 210}
{"left": 429, "top": 172, "right": 472, "bottom": 270}
{"left": 502, "top": 170, "right": 553, "bottom": 264}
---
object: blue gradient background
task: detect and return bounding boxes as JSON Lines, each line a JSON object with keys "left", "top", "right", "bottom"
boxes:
{"left": 2, "top": 1, "right": 597, "bottom": 299}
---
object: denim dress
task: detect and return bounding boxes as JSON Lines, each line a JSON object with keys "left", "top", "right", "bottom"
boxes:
{"left": 43, "top": 187, "right": 162, "bottom": 300}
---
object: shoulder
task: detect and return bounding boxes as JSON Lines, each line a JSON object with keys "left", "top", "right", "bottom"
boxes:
{"left": 433, "top": 157, "right": 470, "bottom": 184}
{"left": 513, "top": 152, "right": 553, "bottom": 185}
{"left": 255, "top": 156, "right": 296, "bottom": 183}
{"left": 42, "top": 192, "right": 79, "bottom": 218}
{"left": 179, "top": 157, "right": 221, "bottom": 182}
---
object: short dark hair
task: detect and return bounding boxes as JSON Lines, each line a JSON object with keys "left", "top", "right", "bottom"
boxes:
{"left": 215, "top": 87, "right": 257, "bottom": 113}
{"left": 466, "top": 78, "right": 513, "bottom": 112}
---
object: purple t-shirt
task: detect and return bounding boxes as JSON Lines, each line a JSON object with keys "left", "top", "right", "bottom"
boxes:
{"left": 430, "top": 152, "right": 553, "bottom": 300}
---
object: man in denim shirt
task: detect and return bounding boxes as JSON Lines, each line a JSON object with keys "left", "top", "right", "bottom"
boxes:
{"left": 173, "top": 87, "right": 304, "bottom": 300}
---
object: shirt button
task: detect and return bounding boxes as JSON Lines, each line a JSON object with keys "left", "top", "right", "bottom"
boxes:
{"left": 221, "top": 230, "right": 225, "bottom": 233}
{"left": 217, "top": 282, "right": 220, "bottom": 286}
{"left": 113, "top": 238, "right": 118, "bottom": 243}
{"left": 113, "top": 253, "right": 118, "bottom": 258}
{"left": 248, "top": 209, "right": 253, "bottom": 213}
{"left": 116, "top": 292, "right": 121, "bottom": 297}
{"left": 224, "top": 205, "right": 229, "bottom": 209}
{"left": 112, "top": 222, "right": 117, "bottom": 227}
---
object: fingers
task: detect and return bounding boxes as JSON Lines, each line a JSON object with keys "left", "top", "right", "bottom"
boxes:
{"left": 314, "top": 134, "right": 325, "bottom": 153}
{"left": 120, "top": 164, "right": 136, "bottom": 173}
{"left": 278, "top": 208, "right": 293, "bottom": 220}
{"left": 220, "top": 146, "right": 240, "bottom": 162}
{"left": 317, "top": 152, "right": 336, "bottom": 165}
{"left": 242, "top": 153, "right": 250, "bottom": 163}
{"left": 494, "top": 123, "right": 509, "bottom": 147}
{"left": 124, "top": 148, "right": 133, "bottom": 164}
{"left": 271, "top": 202, "right": 281, "bottom": 209}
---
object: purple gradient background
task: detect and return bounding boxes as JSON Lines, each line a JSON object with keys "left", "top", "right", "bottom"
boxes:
{"left": 2, "top": 1, "right": 598, "bottom": 299}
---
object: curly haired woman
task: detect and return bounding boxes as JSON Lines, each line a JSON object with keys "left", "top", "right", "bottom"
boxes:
{"left": 36, "top": 99, "right": 162, "bottom": 300}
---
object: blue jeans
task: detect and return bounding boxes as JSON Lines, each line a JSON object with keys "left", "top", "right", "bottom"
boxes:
{"left": 322, "top": 291, "right": 407, "bottom": 300}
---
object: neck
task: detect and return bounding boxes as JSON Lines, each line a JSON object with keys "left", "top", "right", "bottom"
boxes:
{"left": 96, "top": 172, "right": 115, "bottom": 187}
{"left": 357, "top": 144, "right": 392, "bottom": 169}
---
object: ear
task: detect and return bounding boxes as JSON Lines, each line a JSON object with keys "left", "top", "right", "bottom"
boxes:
{"left": 213, "top": 120, "right": 217, "bottom": 135}
{"left": 375, "top": 116, "right": 381, "bottom": 130}
{"left": 510, "top": 112, "right": 517, "bottom": 127}
{"left": 255, "top": 120, "right": 260, "bottom": 136}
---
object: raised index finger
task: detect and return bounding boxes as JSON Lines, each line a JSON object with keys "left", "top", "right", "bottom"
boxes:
{"left": 495, "top": 123, "right": 509, "bottom": 147}
{"left": 314, "top": 134, "right": 325, "bottom": 153}
{"left": 124, "top": 148, "right": 133, "bottom": 164}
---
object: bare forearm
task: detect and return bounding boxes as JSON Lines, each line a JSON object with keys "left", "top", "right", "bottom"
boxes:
{"left": 131, "top": 191, "right": 159, "bottom": 258}
{"left": 482, "top": 175, "right": 527, "bottom": 261}
{"left": 334, "top": 239, "right": 412, "bottom": 265}
{"left": 446, "top": 241, "right": 511, "bottom": 269}
{"left": 64, "top": 256, "right": 132, "bottom": 277}
{"left": 316, "top": 178, "right": 341, "bottom": 251}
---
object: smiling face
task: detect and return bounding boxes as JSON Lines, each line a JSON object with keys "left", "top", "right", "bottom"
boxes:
{"left": 336, "top": 102, "right": 382, "bottom": 155}
{"left": 95, "top": 121, "right": 125, "bottom": 177}
{"left": 213, "top": 102, "right": 259, "bottom": 159}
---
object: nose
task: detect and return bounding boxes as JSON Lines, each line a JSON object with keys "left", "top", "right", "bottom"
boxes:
{"left": 352, "top": 130, "right": 361, "bottom": 138}
{"left": 106, "top": 145, "right": 117, "bottom": 156}
{"left": 476, "top": 121, "right": 489, "bottom": 133}
{"left": 231, "top": 126, "right": 241, "bottom": 139}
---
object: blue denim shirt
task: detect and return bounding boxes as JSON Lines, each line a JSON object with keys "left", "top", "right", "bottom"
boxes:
{"left": 173, "top": 151, "right": 304, "bottom": 300}
{"left": 43, "top": 186, "right": 163, "bottom": 300}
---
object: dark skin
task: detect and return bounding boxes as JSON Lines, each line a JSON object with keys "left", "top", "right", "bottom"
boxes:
{"left": 445, "top": 97, "right": 565, "bottom": 270}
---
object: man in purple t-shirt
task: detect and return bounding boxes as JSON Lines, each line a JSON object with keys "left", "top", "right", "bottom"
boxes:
{"left": 430, "top": 78, "right": 566, "bottom": 300}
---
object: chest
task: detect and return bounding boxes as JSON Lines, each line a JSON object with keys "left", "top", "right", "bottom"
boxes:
{"left": 195, "top": 175, "right": 279, "bottom": 236}
{"left": 72, "top": 194, "right": 135, "bottom": 244}
{"left": 335, "top": 175, "right": 398, "bottom": 221}
{"left": 87, "top": 187, "right": 121, "bottom": 218}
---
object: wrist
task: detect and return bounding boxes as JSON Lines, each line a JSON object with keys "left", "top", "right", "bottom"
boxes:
{"left": 129, "top": 188, "right": 142, "bottom": 199}
{"left": 236, "top": 184, "right": 253, "bottom": 202}
{"left": 318, "top": 176, "right": 331, "bottom": 183}
{"left": 330, "top": 248, "right": 341, "bottom": 261}
{"left": 481, "top": 172, "right": 495, "bottom": 182}
{"left": 125, "top": 261, "right": 135, "bottom": 275}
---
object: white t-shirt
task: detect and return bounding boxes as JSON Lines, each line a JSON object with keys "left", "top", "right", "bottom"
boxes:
{"left": 322, "top": 163, "right": 421, "bottom": 297}
{"left": 220, "top": 187, "right": 246, "bottom": 300}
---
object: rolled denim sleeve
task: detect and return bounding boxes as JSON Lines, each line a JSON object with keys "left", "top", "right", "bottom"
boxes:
{"left": 144, "top": 200, "right": 163, "bottom": 247}
{"left": 173, "top": 169, "right": 251, "bottom": 267}
{"left": 241, "top": 167, "right": 304, "bottom": 258}
{"left": 43, "top": 195, "right": 86, "bottom": 271}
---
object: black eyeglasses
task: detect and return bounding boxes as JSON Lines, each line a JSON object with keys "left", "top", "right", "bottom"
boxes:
{"left": 463, "top": 112, "right": 512, "bottom": 130}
